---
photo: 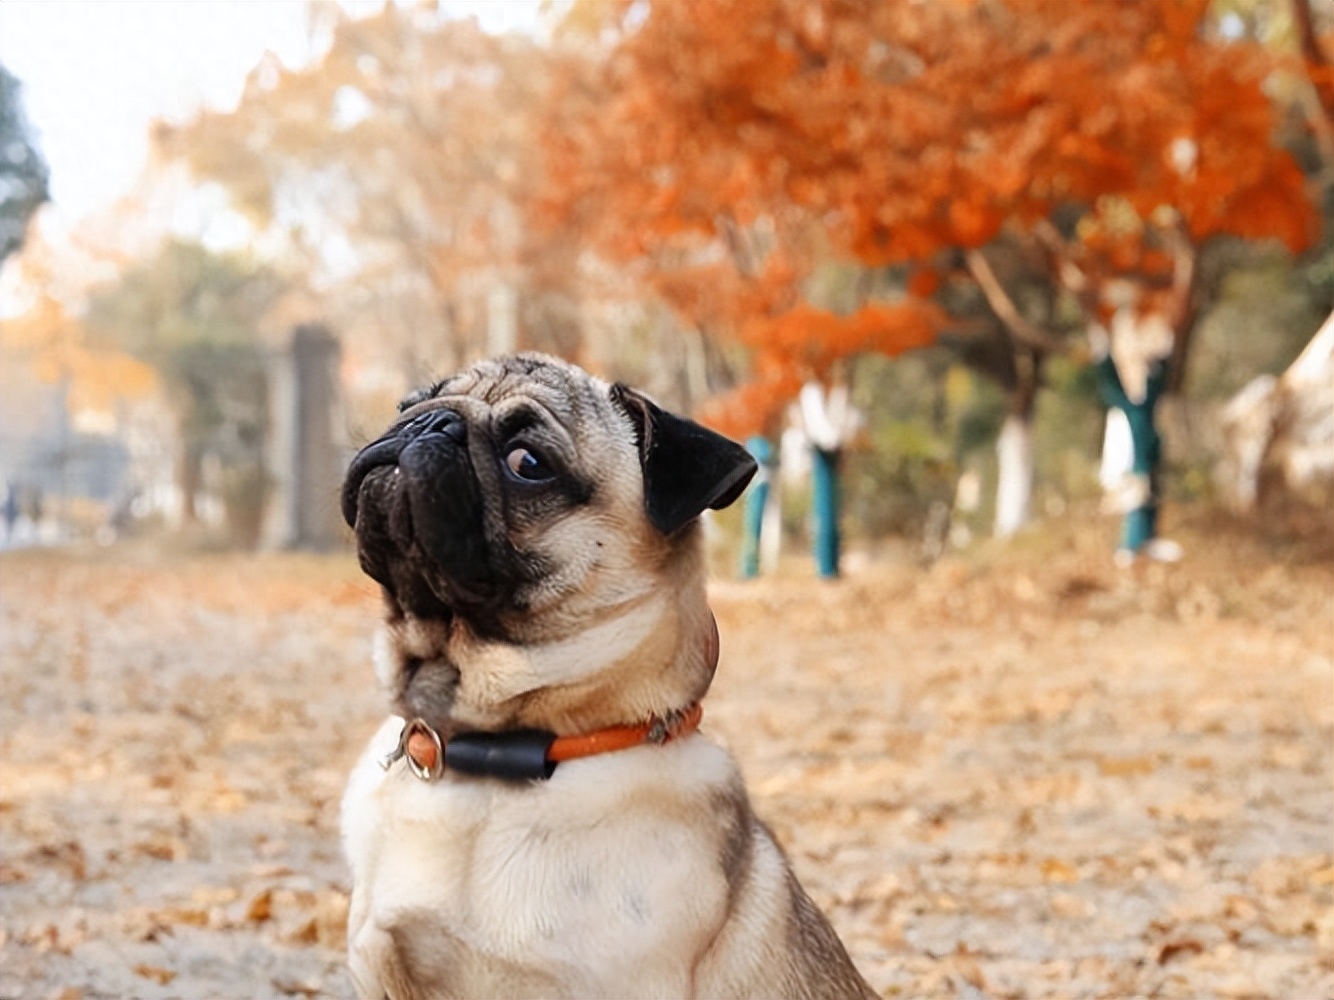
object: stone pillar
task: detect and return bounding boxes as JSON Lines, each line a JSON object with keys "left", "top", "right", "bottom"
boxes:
{"left": 262, "top": 324, "right": 344, "bottom": 550}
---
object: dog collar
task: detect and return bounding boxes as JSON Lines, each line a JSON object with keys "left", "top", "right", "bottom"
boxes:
{"left": 379, "top": 703, "right": 704, "bottom": 783}
{"left": 381, "top": 611, "right": 720, "bottom": 783}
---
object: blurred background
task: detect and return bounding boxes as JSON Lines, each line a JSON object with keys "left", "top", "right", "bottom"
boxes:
{"left": 0, "top": 2, "right": 1331, "bottom": 998}
{"left": 0, "top": 0, "right": 1329, "bottom": 560}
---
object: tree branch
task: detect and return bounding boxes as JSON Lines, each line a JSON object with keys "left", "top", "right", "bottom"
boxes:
{"left": 1293, "top": 0, "right": 1330, "bottom": 72}
{"left": 963, "top": 247, "right": 1063, "bottom": 352}
{"left": 716, "top": 213, "right": 759, "bottom": 278}
{"left": 1291, "top": 0, "right": 1334, "bottom": 184}
{"left": 1030, "top": 219, "right": 1099, "bottom": 314}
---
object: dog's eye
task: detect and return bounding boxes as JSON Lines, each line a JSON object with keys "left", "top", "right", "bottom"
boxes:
{"left": 505, "top": 446, "right": 554, "bottom": 482}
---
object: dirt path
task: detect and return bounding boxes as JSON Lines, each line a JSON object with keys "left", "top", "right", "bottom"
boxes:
{"left": 1, "top": 522, "right": 1330, "bottom": 999}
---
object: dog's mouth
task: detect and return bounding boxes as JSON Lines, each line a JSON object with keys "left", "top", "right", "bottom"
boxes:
{"left": 341, "top": 435, "right": 404, "bottom": 529}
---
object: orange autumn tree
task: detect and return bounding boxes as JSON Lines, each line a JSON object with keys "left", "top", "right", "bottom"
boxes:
{"left": 541, "top": 5, "right": 945, "bottom": 437}
{"left": 542, "top": 0, "right": 1317, "bottom": 536}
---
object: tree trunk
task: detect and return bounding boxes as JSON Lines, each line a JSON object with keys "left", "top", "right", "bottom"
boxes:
{"left": 994, "top": 414, "right": 1034, "bottom": 538}
{"left": 1094, "top": 352, "right": 1167, "bottom": 554}
{"left": 176, "top": 437, "right": 202, "bottom": 525}
{"left": 994, "top": 348, "right": 1041, "bottom": 538}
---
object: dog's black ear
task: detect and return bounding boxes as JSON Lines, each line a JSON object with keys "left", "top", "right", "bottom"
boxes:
{"left": 610, "top": 383, "right": 758, "bottom": 536}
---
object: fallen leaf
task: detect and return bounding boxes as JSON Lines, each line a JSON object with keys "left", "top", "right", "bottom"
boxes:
{"left": 285, "top": 917, "right": 319, "bottom": 945}
{"left": 1041, "top": 858, "right": 1079, "bottom": 884}
{"left": 1223, "top": 895, "right": 1259, "bottom": 921}
{"left": 257, "top": 838, "right": 290, "bottom": 859}
{"left": 277, "top": 887, "right": 318, "bottom": 910}
{"left": 22, "top": 923, "right": 61, "bottom": 955}
{"left": 952, "top": 944, "right": 988, "bottom": 991}
{"left": 210, "top": 787, "right": 247, "bottom": 812}
{"left": 153, "top": 905, "right": 209, "bottom": 928}
{"left": 27, "top": 841, "right": 87, "bottom": 880}
{"left": 1158, "top": 938, "right": 1206, "bottom": 964}
{"left": 1050, "top": 892, "right": 1092, "bottom": 919}
{"left": 316, "top": 890, "right": 350, "bottom": 950}
{"left": 271, "top": 975, "right": 322, "bottom": 997}
{"left": 190, "top": 885, "right": 240, "bottom": 906}
{"left": 1096, "top": 755, "right": 1156, "bottom": 777}
{"left": 246, "top": 887, "right": 274, "bottom": 923}
{"left": 133, "top": 964, "right": 177, "bottom": 985}
{"left": 134, "top": 837, "right": 188, "bottom": 862}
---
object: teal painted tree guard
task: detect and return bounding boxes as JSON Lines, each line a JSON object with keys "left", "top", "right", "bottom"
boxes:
{"left": 811, "top": 446, "right": 840, "bottom": 578}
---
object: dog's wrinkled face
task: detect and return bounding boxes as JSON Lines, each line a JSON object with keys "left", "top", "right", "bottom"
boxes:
{"left": 341, "top": 354, "right": 755, "bottom": 735}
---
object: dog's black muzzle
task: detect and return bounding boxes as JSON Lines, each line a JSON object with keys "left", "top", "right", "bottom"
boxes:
{"left": 342, "top": 408, "right": 501, "bottom": 617}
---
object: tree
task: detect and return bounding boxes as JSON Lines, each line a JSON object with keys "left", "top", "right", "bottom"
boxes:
{"left": 541, "top": 0, "right": 1319, "bottom": 542}
{"left": 540, "top": 2, "right": 947, "bottom": 576}
{"left": 156, "top": 5, "right": 576, "bottom": 403}
{"left": 1, "top": 240, "right": 157, "bottom": 436}
{"left": 86, "top": 240, "right": 282, "bottom": 543}
{"left": 540, "top": 6, "right": 945, "bottom": 435}
{"left": 0, "top": 63, "right": 49, "bottom": 264}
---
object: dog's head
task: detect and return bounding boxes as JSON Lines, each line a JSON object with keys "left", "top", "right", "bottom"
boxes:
{"left": 342, "top": 353, "right": 756, "bottom": 736}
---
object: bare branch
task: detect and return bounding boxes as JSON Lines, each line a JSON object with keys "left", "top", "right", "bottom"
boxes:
{"left": 715, "top": 213, "right": 759, "bottom": 278}
{"left": 1291, "top": 0, "right": 1334, "bottom": 184}
{"left": 963, "top": 247, "right": 1063, "bottom": 352}
{"left": 1293, "top": 0, "right": 1331, "bottom": 71}
{"left": 1030, "top": 219, "right": 1098, "bottom": 308}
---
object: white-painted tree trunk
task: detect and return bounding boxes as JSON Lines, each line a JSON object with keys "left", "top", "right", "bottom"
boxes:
{"left": 1098, "top": 407, "right": 1134, "bottom": 492}
{"left": 994, "top": 413, "right": 1034, "bottom": 538}
{"left": 1219, "top": 311, "right": 1334, "bottom": 509}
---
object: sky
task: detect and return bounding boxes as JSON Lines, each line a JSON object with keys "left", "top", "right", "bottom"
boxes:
{"left": 0, "top": 0, "right": 544, "bottom": 225}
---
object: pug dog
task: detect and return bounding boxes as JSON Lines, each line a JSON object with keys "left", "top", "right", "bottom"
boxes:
{"left": 339, "top": 354, "right": 876, "bottom": 999}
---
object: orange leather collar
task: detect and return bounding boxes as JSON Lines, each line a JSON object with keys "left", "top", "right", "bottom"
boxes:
{"left": 383, "top": 612, "right": 719, "bottom": 783}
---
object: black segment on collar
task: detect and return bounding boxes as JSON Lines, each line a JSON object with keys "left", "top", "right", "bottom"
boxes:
{"left": 446, "top": 729, "right": 558, "bottom": 781}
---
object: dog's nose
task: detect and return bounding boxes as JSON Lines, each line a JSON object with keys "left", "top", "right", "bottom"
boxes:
{"left": 412, "top": 409, "right": 466, "bottom": 442}
{"left": 342, "top": 409, "right": 469, "bottom": 529}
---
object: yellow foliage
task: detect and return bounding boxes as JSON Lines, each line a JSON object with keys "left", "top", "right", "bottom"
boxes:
{"left": 3, "top": 291, "right": 159, "bottom": 413}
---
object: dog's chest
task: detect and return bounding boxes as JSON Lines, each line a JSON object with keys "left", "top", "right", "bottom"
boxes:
{"left": 343, "top": 720, "right": 735, "bottom": 995}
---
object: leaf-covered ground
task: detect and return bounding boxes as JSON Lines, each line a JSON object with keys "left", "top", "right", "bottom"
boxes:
{"left": 1, "top": 517, "right": 1330, "bottom": 999}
